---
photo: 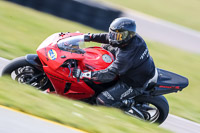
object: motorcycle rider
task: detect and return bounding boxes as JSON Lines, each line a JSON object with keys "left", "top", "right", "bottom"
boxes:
{"left": 73, "top": 17, "right": 156, "bottom": 108}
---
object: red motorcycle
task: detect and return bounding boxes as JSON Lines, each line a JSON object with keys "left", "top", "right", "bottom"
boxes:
{"left": 2, "top": 32, "right": 188, "bottom": 124}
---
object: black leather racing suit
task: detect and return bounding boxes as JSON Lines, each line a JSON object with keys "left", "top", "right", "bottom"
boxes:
{"left": 89, "top": 33, "right": 155, "bottom": 106}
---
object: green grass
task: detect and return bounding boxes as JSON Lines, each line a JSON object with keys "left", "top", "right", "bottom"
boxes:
{"left": 102, "top": 0, "right": 200, "bottom": 31}
{"left": 0, "top": 0, "right": 200, "bottom": 129}
{"left": 0, "top": 77, "right": 171, "bottom": 133}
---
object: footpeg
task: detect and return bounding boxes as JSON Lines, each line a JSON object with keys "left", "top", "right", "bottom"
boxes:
{"left": 122, "top": 99, "right": 135, "bottom": 107}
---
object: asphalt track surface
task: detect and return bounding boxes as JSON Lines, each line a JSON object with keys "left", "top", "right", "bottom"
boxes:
{"left": 1, "top": 58, "right": 200, "bottom": 133}
{"left": 123, "top": 10, "right": 200, "bottom": 54}
{"left": 0, "top": 106, "right": 84, "bottom": 133}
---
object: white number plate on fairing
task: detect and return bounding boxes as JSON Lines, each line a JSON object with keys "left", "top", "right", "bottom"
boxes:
{"left": 102, "top": 54, "right": 112, "bottom": 63}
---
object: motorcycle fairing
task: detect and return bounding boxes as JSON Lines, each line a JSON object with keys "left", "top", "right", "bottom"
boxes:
{"left": 36, "top": 32, "right": 114, "bottom": 99}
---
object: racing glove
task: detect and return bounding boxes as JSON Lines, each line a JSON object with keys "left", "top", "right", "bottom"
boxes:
{"left": 84, "top": 33, "right": 93, "bottom": 42}
{"left": 72, "top": 68, "right": 92, "bottom": 79}
{"left": 101, "top": 44, "right": 117, "bottom": 56}
{"left": 101, "top": 44, "right": 110, "bottom": 50}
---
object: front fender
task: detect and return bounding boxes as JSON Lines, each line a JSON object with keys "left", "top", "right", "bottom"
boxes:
{"left": 25, "top": 54, "right": 43, "bottom": 71}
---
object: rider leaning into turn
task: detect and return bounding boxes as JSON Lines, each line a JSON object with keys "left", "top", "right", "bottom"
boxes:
{"left": 73, "top": 17, "right": 156, "bottom": 108}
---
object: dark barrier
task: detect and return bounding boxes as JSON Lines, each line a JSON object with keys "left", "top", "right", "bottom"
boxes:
{"left": 6, "top": 0, "right": 122, "bottom": 31}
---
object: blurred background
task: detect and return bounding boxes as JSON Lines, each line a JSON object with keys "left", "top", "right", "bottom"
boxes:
{"left": 6, "top": 0, "right": 200, "bottom": 53}
{"left": 0, "top": 0, "right": 200, "bottom": 132}
{"left": 7, "top": 0, "right": 122, "bottom": 31}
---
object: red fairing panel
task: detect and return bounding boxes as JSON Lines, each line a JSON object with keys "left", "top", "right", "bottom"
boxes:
{"left": 36, "top": 32, "right": 114, "bottom": 100}
{"left": 82, "top": 47, "right": 114, "bottom": 71}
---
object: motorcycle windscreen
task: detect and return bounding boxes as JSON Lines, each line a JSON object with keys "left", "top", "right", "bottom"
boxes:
{"left": 151, "top": 68, "right": 189, "bottom": 96}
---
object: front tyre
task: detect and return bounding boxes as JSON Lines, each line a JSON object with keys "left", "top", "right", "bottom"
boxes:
{"left": 1, "top": 56, "right": 52, "bottom": 91}
{"left": 134, "top": 95, "right": 169, "bottom": 124}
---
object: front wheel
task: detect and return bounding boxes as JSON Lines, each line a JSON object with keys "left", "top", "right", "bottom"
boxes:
{"left": 130, "top": 95, "right": 169, "bottom": 124}
{"left": 1, "top": 56, "right": 52, "bottom": 91}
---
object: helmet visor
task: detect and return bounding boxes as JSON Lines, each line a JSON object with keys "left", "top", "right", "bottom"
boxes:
{"left": 109, "top": 30, "right": 129, "bottom": 41}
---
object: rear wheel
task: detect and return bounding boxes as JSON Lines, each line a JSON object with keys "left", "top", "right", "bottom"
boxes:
{"left": 126, "top": 95, "right": 169, "bottom": 124}
{"left": 2, "top": 56, "right": 53, "bottom": 91}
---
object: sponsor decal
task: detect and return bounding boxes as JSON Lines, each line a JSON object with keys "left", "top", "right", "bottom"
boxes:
{"left": 120, "top": 87, "right": 133, "bottom": 99}
{"left": 159, "top": 85, "right": 180, "bottom": 89}
{"left": 48, "top": 49, "right": 57, "bottom": 60}
{"left": 140, "top": 48, "right": 149, "bottom": 60}
{"left": 102, "top": 91, "right": 114, "bottom": 100}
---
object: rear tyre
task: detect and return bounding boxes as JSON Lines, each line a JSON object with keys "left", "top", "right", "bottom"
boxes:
{"left": 134, "top": 95, "right": 169, "bottom": 124}
{"left": 2, "top": 56, "right": 52, "bottom": 91}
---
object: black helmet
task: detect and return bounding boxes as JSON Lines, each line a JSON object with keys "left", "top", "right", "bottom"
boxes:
{"left": 109, "top": 17, "right": 136, "bottom": 47}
